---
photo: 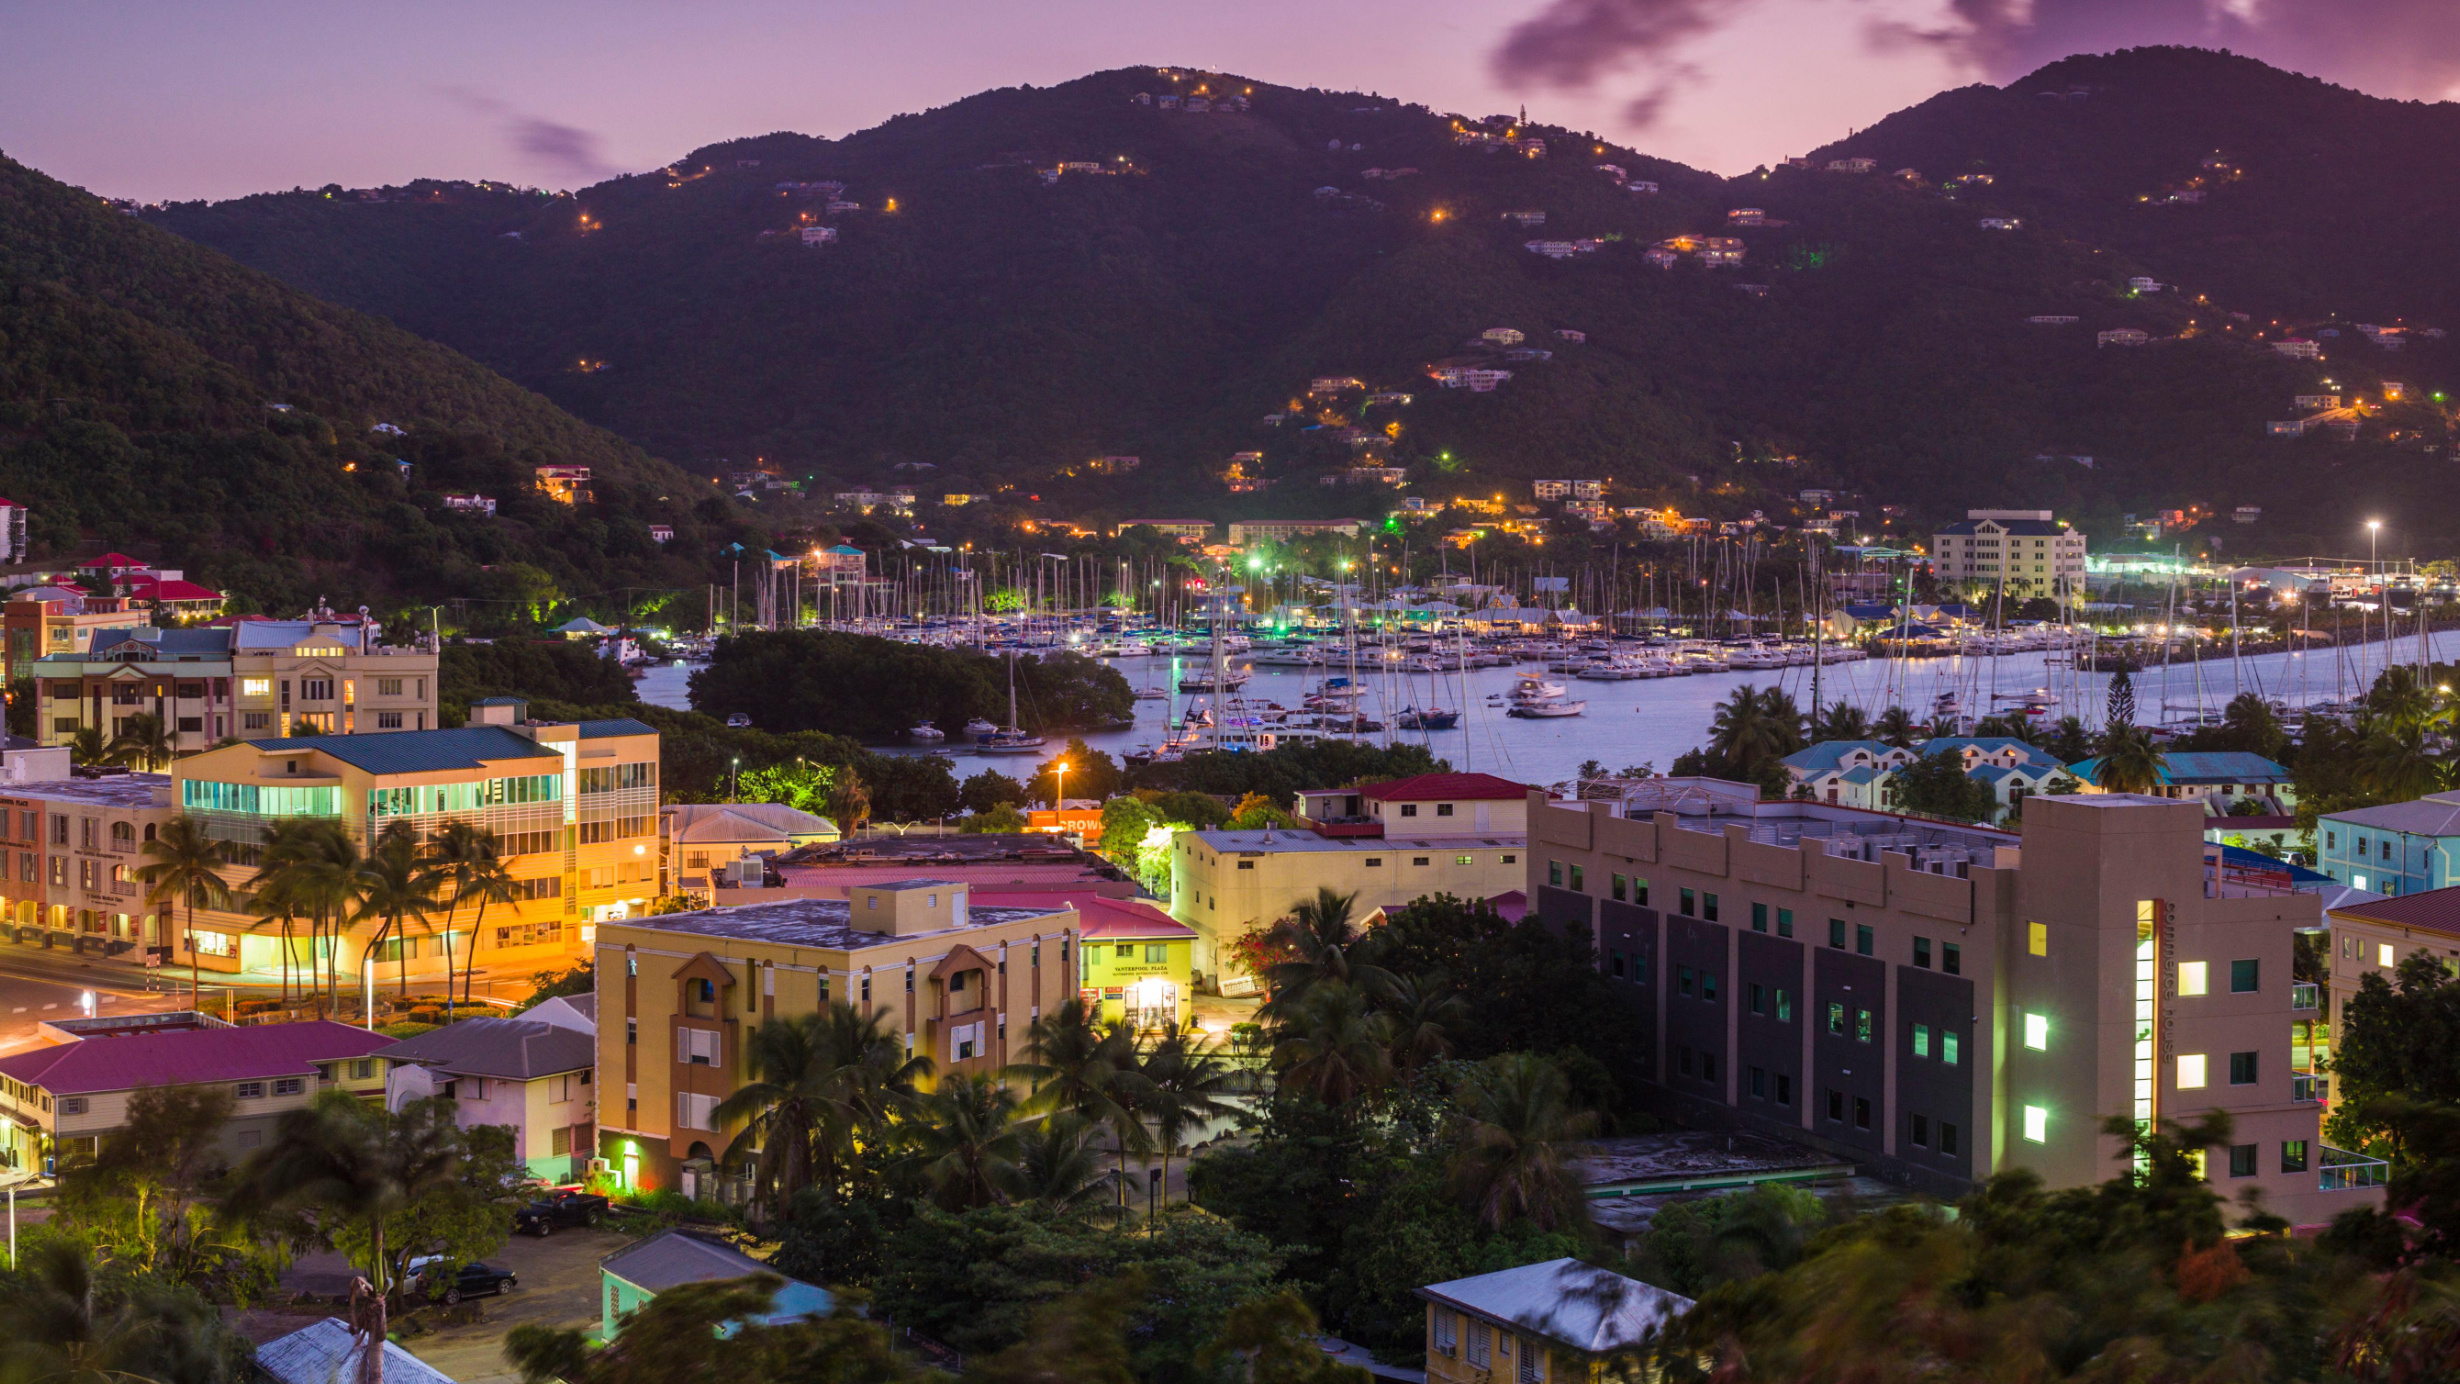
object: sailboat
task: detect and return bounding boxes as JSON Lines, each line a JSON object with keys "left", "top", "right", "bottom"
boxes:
{"left": 975, "top": 650, "right": 1048, "bottom": 754}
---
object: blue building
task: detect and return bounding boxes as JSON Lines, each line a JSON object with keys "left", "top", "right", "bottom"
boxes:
{"left": 1781, "top": 737, "right": 2073, "bottom": 816}
{"left": 2065, "top": 751, "right": 2296, "bottom": 815}
{"left": 2315, "top": 794, "right": 2460, "bottom": 898}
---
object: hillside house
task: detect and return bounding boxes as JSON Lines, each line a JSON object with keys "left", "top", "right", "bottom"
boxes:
{"left": 1130, "top": 92, "right": 1151, "bottom": 105}
{"left": 1736, "top": 283, "right": 1770, "bottom": 297}
{"left": 1827, "top": 157, "right": 1877, "bottom": 173}
{"left": 2234, "top": 507, "right": 2262, "bottom": 524}
{"left": 1365, "top": 392, "right": 1414, "bottom": 406}
{"left": 1225, "top": 519, "right": 1363, "bottom": 544}
{"left": 2268, "top": 421, "right": 2308, "bottom": 437}
{"left": 1503, "top": 347, "right": 1554, "bottom": 361}
{"left": 1555, "top": 329, "right": 1586, "bottom": 343}
{"left": 1643, "top": 248, "right": 1680, "bottom": 268}
{"left": 1523, "top": 239, "right": 1596, "bottom": 259}
{"left": 825, "top": 199, "right": 860, "bottom": 213}
{"left": 1728, "top": 208, "right": 1766, "bottom": 225}
{"left": 2024, "top": 315, "right": 2079, "bottom": 325}
{"left": 2294, "top": 394, "right": 2341, "bottom": 411}
{"left": 2097, "top": 328, "right": 2150, "bottom": 347}
{"left": 1594, "top": 163, "right": 1627, "bottom": 181}
{"left": 1628, "top": 180, "right": 1659, "bottom": 194}
{"left": 1309, "top": 376, "right": 1366, "bottom": 395}
{"left": 1979, "top": 217, "right": 2020, "bottom": 230}
{"left": 2273, "top": 339, "right": 2321, "bottom": 359}
{"left": 1428, "top": 362, "right": 1513, "bottom": 391}
{"left": 2128, "top": 276, "right": 2163, "bottom": 293}
{"left": 1520, "top": 139, "right": 1547, "bottom": 158}
{"left": 1360, "top": 167, "right": 1420, "bottom": 180}
{"left": 1502, "top": 210, "right": 1545, "bottom": 227}
{"left": 1481, "top": 328, "right": 1525, "bottom": 346}
{"left": 1058, "top": 161, "right": 1103, "bottom": 174}
{"left": 442, "top": 494, "right": 496, "bottom": 516}
{"left": 647, "top": 525, "right": 674, "bottom": 543}
{"left": 2384, "top": 382, "right": 2408, "bottom": 401}
{"left": 1697, "top": 247, "right": 1745, "bottom": 266}
{"left": 1951, "top": 173, "right": 1994, "bottom": 186}
{"left": 1087, "top": 456, "right": 1140, "bottom": 474}
{"left": 798, "top": 226, "right": 837, "bottom": 246}
{"left": 534, "top": 467, "right": 592, "bottom": 504}
{"left": 1185, "top": 97, "right": 1210, "bottom": 112}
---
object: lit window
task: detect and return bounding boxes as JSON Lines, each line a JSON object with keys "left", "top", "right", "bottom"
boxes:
{"left": 2028, "top": 921, "right": 2047, "bottom": 956}
{"left": 241, "top": 678, "right": 271, "bottom": 697}
{"left": 2023, "top": 1013, "right": 2048, "bottom": 1050}
{"left": 2023, "top": 1105, "right": 2047, "bottom": 1143}
{"left": 2179, "top": 961, "right": 2207, "bottom": 996}
{"left": 2177, "top": 1054, "right": 2207, "bottom": 1089}
{"left": 2379, "top": 943, "right": 2396, "bottom": 967}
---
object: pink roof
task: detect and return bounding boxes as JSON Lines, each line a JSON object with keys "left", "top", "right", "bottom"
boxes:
{"left": 1358, "top": 772, "right": 1532, "bottom": 803}
{"left": 0, "top": 1020, "right": 396, "bottom": 1096}
{"left": 773, "top": 862, "right": 1109, "bottom": 891}
{"left": 128, "top": 578, "right": 223, "bottom": 601}
{"left": 1486, "top": 890, "right": 1529, "bottom": 922}
{"left": 80, "top": 553, "right": 145, "bottom": 568}
{"left": 973, "top": 892, "right": 1193, "bottom": 940}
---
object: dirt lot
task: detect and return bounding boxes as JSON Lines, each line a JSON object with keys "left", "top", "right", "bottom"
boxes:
{"left": 238, "top": 1225, "right": 632, "bottom": 1384}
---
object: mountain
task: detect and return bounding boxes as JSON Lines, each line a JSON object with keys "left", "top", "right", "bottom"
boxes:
{"left": 146, "top": 54, "right": 2460, "bottom": 554}
{"left": 0, "top": 152, "right": 736, "bottom": 618}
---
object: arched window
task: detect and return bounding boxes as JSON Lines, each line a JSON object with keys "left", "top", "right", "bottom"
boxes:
{"left": 110, "top": 822, "right": 133, "bottom": 848}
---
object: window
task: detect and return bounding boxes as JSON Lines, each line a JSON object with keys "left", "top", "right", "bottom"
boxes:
{"left": 234, "top": 1082, "right": 265, "bottom": 1100}
{"left": 240, "top": 677, "right": 271, "bottom": 697}
{"left": 2177, "top": 1054, "right": 2208, "bottom": 1088}
{"left": 2230, "top": 959, "right": 2259, "bottom": 993}
{"left": 2282, "top": 1140, "right": 2310, "bottom": 1173}
{"left": 1749, "top": 983, "right": 1765, "bottom": 1015}
{"left": 677, "top": 1093, "right": 720, "bottom": 1130}
{"left": 1410, "top": 856, "right": 1430, "bottom": 867}
{"left": 1855, "top": 1008, "right": 1872, "bottom": 1043}
{"left": 626, "top": 1018, "right": 637, "bottom": 1046}
{"left": 1235, "top": 859, "right": 1255, "bottom": 871}
{"left": 1609, "top": 950, "right": 1625, "bottom": 978}
{"left": 1775, "top": 989, "right": 1792, "bottom": 1022}
{"left": 1827, "top": 1002, "right": 1845, "bottom": 1036}
{"left": 1943, "top": 943, "right": 1960, "bottom": 975}
{"left": 1677, "top": 1046, "right": 1694, "bottom": 1077}
{"left": 1516, "top": 1335, "right": 1539, "bottom": 1384}
{"left": 301, "top": 678, "right": 334, "bottom": 701}
{"left": 1914, "top": 936, "right": 1931, "bottom": 969}
{"left": 1503, "top": 854, "right": 1517, "bottom": 865}
{"left": 1703, "top": 892, "right": 1719, "bottom": 922}
{"left": 1912, "top": 1022, "right": 1930, "bottom": 1058}
{"left": 273, "top": 1077, "right": 304, "bottom": 1096}
{"left": 1941, "top": 1122, "right": 1959, "bottom": 1156}
{"left": 2179, "top": 961, "right": 2207, "bottom": 996}
{"left": 1399, "top": 804, "right": 1418, "bottom": 817}
{"left": 1611, "top": 873, "right": 1627, "bottom": 902}
{"left": 378, "top": 678, "right": 403, "bottom": 697}
{"left": 1911, "top": 1113, "right": 1930, "bottom": 1147}
{"left": 350, "top": 1059, "right": 373, "bottom": 1080}
{"left": 376, "top": 712, "right": 403, "bottom": 730}
{"left": 1467, "top": 1324, "right": 1491, "bottom": 1368}
{"left": 1752, "top": 902, "right": 1767, "bottom": 932}
{"left": 2028, "top": 920, "right": 2047, "bottom": 956}
{"left": 2023, "top": 1105, "right": 2048, "bottom": 1143}
{"left": 2229, "top": 1144, "right": 2258, "bottom": 1178}
{"left": 1943, "top": 1030, "right": 1959, "bottom": 1065}
{"left": 1677, "top": 965, "right": 1694, "bottom": 997}
{"left": 1701, "top": 972, "right": 1718, "bottom": 1002}
{"left": 1749, "top": 1066, "right": 1765, "bottom": 1098}
{"left": 1628, "top": 875, "right": 1643, "bottom": 904}
{"left": 2023, "top": 1013, "right": 2048, "bottom": 1050}
{"left": 1433, "top": 1310, "right": 1457, "bottom": 1357}
{"left": 1436, "top": 803, "right": 1454, "bottom": 817}
{"left": 1702, "top": 1054, "right": 1718, "bottom": 1082}
{"left": 1364, "top": 858, "right": 1383, "bottom": 868}
{"left": 1569, "top": 865, "right": 1584, "bottom": 891}
{"left": 1777, "top": 908, "right": 1793, "bottom": 938}
{"left": 1548, "top": 860, "right": 1562, "bottom": 887}
{"left": 59, "top": 1097, "right": 86, "bottom": 1116}
{"left": 2378, "top": 943, "right": 2395, "bottom": 968}
{"left": 1680, "top": 887, "right": 1695, "bottom": 917}
{"left": 1853, "top": 1097, "right": 1872, "bottom": 1130}
{"left": 1775, "top": 1074, "right": 1792, "bottom": 1105}
{"left": 2229, "top": 1051, "right": 2258, "bottom": 1085}
{"left": 1828, "top": 1089, "right": 1844, "bottom": 1122}
{"left": 1829, "top": 918, "right": 1846, "bottom": 949}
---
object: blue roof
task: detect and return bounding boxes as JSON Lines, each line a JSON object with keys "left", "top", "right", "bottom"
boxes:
{"left": 255, "top": 726, "right": 560, "bottom": 775}
{"left": 1839, "top": 765, "right": 1883, "bottom": 785}
{"left": 2215, "top": 843, "right": 2334, "bottom": 883}
{"left": 578, "top": 718, "right": 657, "bottom": 739}
{"left": 1919, "top": 736, "right": 2067, "bottom": 769}
{"left": 1781, "top": 739, "right": 1896, "bottom": 772}
{"left": 2068, "top": 751, "right": 2291, "bottom": 787}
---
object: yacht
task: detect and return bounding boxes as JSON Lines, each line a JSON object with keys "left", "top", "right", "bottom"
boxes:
{"left": 1395, "top": 706, "right": 1460, "bottom": 731}
{"left": 1507, "top": 692, "right": 1588, "bottom": 718}
{"left": 909, "top": 724, "right": 946, "bottom": 743}
{"left": 973, "top": 651, "right": 1048, "bottom": 754}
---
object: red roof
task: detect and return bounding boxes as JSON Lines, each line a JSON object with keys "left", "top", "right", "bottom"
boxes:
{"left": 127, "top": 578, "right": 224, "bottom": 602}
{"left": 2329, "top": 888, "right": 2460, "bottom": 940}
{"left": 0, "top": 1020, "right": 396, "bottom": 1096}
{"left": 972, "top": 891, "right": 1194, "bottom": 940}
{"left": 79, "top": 553, "right": 145, "bottom": 568}
{"left": 1357, "top": 772, "right": 1532, "bottom": 803}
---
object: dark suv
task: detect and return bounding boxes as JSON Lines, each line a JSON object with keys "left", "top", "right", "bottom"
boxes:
{"left": 513, "top": 1190, "right": 610, "bottom": 1236}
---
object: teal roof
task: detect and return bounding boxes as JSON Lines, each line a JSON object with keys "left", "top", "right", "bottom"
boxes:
{"left": 578, "top": 718, "right": 657, "bottom": 738}
{"left": 1782, "top": 740, "right": 1896, "bottom": 772}
{"left": 2068, "top": 751, "right": 2291, "bottom": 788}
{"left": 255, "top": 726, "right": 559, "bottom": 775}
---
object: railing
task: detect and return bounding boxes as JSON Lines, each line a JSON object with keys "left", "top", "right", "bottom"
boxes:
{"left": 2292, "top": 982, "right": 2320, "bottom": 1011}
{"left": 2320, "top": 1145, "right": 2389, "bottom": 1191}
{"left": 2293, "top": 1073, "right": 2329, "bottom": 1103}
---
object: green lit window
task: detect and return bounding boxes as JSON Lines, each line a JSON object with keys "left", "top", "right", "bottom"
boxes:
{"left": 1912, "top": 1023, "right": 1930, "bottom": 1058}
{"left": 2024, "top": 1012, "right": 2048, "bottom": 1050}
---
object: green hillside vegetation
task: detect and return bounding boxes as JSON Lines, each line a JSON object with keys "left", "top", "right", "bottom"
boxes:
{"left": 686, "top": 630, "right": 1135, "bottom": 740}
{"left": 147, "top": 58, "right": 2460, "bottom": 555}
{"left": 0, "top": 152, "right": 749, "bottom": 616}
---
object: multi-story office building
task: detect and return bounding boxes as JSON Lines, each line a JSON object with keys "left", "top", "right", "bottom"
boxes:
{"left": 1527, "top": 783, "right": 2378, "bottom": 1225}
{"left": 169, "top": 700, "right": 659, "bottom": 979}
{"left": 1930, "top": 509, "right": 2087, "bottom": 598}
{"left": 31, "top": 617, "right": 440, "bottom": 756}
{"left": 0, "top": 770, "right": 175, "bottom": 956}
{"left": 592, "top": 883, "right": 1082, "bottom": 1193}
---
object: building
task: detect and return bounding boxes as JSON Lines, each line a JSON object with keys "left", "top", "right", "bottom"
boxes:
{"left": 1827, "top": 157, "right": 1877, "bottom": 173}
{"left": 1525, "top": 787, "right": 2376, "bottom": 1223}
{"left": 2314, "top": 794, "right": 2460, "bottom": 897}
{"left": 602, "top": 1231, "right": 832, "bottom": 1339}
{"left": 1978, "top": 217, "right": 2021, "bottom": 230}
{"left": 442, "top": 494, "right": 498, "bottom": 516}
{"left": 31, "top": 615, "right": 441, "bottom": 755}
{"left": 995, "top": 892, "right": 1195, "bottom": 1033}
{"left": 593, "top": 885, "right": 1082, "bottom": 1192}
{"left": 1929, "top": 510, "right": 2086, "bottom": 598}
{"left": 2066, "top": 751, "right": 2296, "bottom": 815}
{"left": 2322, "top": 890, "right": 2460, "bottom": 1080}
{"left": 0, "top": 500, "right": 29, "bottom": 564}
{"left": 534, "top": 467, "right": 593, "bottom": 504}
{"left": 2098, "top": 328, "right": 2151, "bottom": 347}
{"left": 1117, "top": 519, "right": 1212, "bottom": 543}
{"left": 382, "top": 1017, "right": 598, "bottom": 1181}
{"left": 4, "top": 593, "right": 138, "bottom": 683}
{"left": 2025, "top": 315, "right": 2080, "bottom": 325}
{"left": 1781, "top": 738, "right": 2074, "bottom": 816}
{"left": 1426, "top": 362, "right": 1513, "bottom": 391}
{"left": 169, "top": 701, "right": 660, "bottom": 979}
{"left": 1308, "top": 377, "right": 1367, "bottom": 395}
{"left": 258, "top": 1319, "right": 455, "bottom": 1384}
{"left": 663, "top": 803, "right": 840, "bottom": 897}
{"left": 1419, "top": 1258, "right": 1689, "bottom": 1384}
{"left": 1087, "top": 455, "right": 1141, "bottom": 474}
{"left": 0, "top": 1016, "right": 393, "bottom": 1171}
{"left": 798, "top": 226, "right": 837, "bottom": 246}
{"left": 769, "top": 832, "right": 1131, "bottom": 904}
{"left": 1480, "top": 328, "right": 1526, "bottom": 346}
{"left": 2273, "top": 339, "right": 2321, "bottom": 359}
{"left": 1225, "top": 519, "right": 1363, "bottom": 545}
{"left": 0, "top": 770, "right": 174, "bottom": 957}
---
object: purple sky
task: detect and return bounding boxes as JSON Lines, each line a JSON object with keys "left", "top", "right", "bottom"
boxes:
{"left": 9, "top": 0, "right": 2456, "bottom": 202}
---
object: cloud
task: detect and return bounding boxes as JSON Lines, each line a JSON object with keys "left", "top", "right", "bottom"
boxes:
{"left": 1492, "top": 0, "right": 2460, "bottom": 129}
{"left": 440, "top": 88, "right": 617, "bottom": 185}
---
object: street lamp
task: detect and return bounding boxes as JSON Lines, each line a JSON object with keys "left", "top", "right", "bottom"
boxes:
{"left": 2369, "top": 519, "right": 2382, "bottom": 579}
{"left": 1052, "top": 761, "right": 1068, "bottom": 813}
{"left": 730, "top": 756, "right": 741, "bottom": 803}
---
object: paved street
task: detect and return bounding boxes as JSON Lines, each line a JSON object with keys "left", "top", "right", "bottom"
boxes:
{"left": 0, "top": 950, "right": 187, "bottom": 1060}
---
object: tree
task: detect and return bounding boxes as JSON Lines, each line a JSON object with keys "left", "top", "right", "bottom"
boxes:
{"left": 351, "top": 820, "right": 438, "bottom": 999}
{"left": 1198, "top": 1292, "right": 1372, "bottom": 1384}
{"left": 998, "top": 1113, "right": 1109, "bottom": 1212}
{"left": 1226, "top": 792, "right": 1299, "bottom": 830}
{"left": 898, "top": 1073, "right": 1024, "bottom": 1210}
{"left": 1872, "top": 705, "right": 1917, "bottom": 748}
{"left": 2107, "top": 667, "right": 2138, "bottom": 728}
{"left": 1258, "top": 887, "right": 1388, "bottom": 1010}
{"left": 1811, "top": 702, "right": 1870, "bottom": 742}
{"left": 1629, "top": 1182, "right": 1828, "bottom": 1297}
{"left": 106, "top": 712, "right": 175, "bottom": 772}
{"left": 54, "top": 1085, "right": 277, "bottom": 1302}
{"left": 2096, "top": 722, "right": 2168, "bottom": 795}
{"left": 960, "top": 770, "right": 1028, "bottom": 815}
{"left": 66, "top": 725, "right": 108, "bottom": 767}
{"left": 1270, "top": 983, "right": 1393, "bottom": 1106}
{"left": 714, "top": 1005, "right": 930, "bottom": 1214}
{"left": 1028, "top": 741, "right": 1120, "bottom": 805}
{"left": 1887, "top": 748, "right": 1999, "bottom": 823}
{"left": 506, "top": 1276, "right": 934, "bottom": 1384}
{"left": 224, "top": 1089, "right": 465, "bottom": 1305}
{"left": 2327, "top": 952, "right": 2460, "bottom": 1166}
{"left": 1009, "top": 1000, "right": 1146, "bottom": 1169}
{"left": 825, "top": 766, "right": 873, "bottom": 832}
{"left": 962, "top": 802, "right": 1029, "bottom": 834}
{"left": 430, "top": 820, "right": 516, "bottom": 1017}
{"left": 252, "top": 818, "right": 365, "bottom": 1012}
{"left": 1379, "top": 970, "right": 1469, "bottom": 1074}
{"left": 0, "top": 1238, "right": 244, "bottom": 1384}
{"left": 1096, "top": 797, "right": 1157, "bottom": 864}
{"left": 2043, "top": 715, "right": 2097, "bottom": 764}
{"left": 1137, "top": 1033, "right": 1248, "bottom": 1202}
{"left": 137, "top": 815, "right": 230, "bottom": 1009}
{"left": 1445, "top": 1053, "right": 1596, "bottom": 1232}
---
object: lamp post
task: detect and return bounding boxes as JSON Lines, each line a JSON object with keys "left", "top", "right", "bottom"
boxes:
{"left": 730, "top": 756, "right": 741, "bottom": 803}
{"left": 2369, "top": 519, "right": 2383, "bottom": 581}
{"left": 1051, "top": 761, "right": 1068, "bottom": 814}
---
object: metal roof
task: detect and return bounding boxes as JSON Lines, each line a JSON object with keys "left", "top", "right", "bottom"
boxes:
{"left": 1415, "top": 1258, "right": 1690, "bottom": 1354}
{"left": 377, "top": 1018, "right": 593, "bottom": 1081}
{"left": 577, "top": 718, "right": 658, "bottom": 739}
{"left": 0, "top": 1020, "right": 395, "bottom": 1097}
{"left": 248, "top": 726, "right": 560, "bottom": 775}
{"left": 2329, "top": 886, "right": 2460, "bottom": 939}
{"left": 2322, "top": 793, "right": 2460, "bottom": 838}
{"left": 257, "top": 1318, "right": 456, "bottom": 1384}
{"left": 1188, "top": 829, "right": 1525, "bottom": 855}
{"left": 1356, "top": 772, "right": 1531, "bottom": 803}
{"left": 620, "top": 895, "right": 1069, "bottom": 948}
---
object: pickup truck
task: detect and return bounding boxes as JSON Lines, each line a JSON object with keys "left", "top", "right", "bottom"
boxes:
{"left": 513, "top": 1190, "right": 611, "bottom": 1236}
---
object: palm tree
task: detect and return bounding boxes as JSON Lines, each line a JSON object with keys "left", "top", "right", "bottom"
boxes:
{"left": 2095, "top": 722, "right": 2168, "bottom": 796}
{"left": 426, "top": 821, "right": 511, "bottom": 1019}
{"left": 255, "top": 819, "right": 364, "bottom": 1012}
{"left": 1446, "top": 1052, "right": 1598, "bottom": 1232}
{"left": 1872, "top": 705, "right": 1917, "bottom": 748}
{"left": 65, "top": 726, "right": 107, "bottom": 768}
{"left": 715, "top": 1004, "right": 930, "bottom": 1211}
{"left": 449, "top": 840, "right": 520, "bottom": 1013}
{"left": 137, "top": 815, "right": 229, "bottom": 1009}
{"left": 1137, "top": 1032, "right": 1248, "bottom": 1202}
{"left": 1812, "top": 702, "right": 1871, "bottom": 743}
{"left": 351, "top": 821, "right": 438, "bottom": 1000}
{"left": 105, "top": 712, "right": 175, "bottom": 772}
{"left": 2362, "top": 721, "right": 2446, "bottom": 804}
{"left": 1259, "top": 887, "right": 1389, "bottom": 1011}
{"left": 1706, "top": 685, "right": 1776, "bottom": 774}
{"left": 241, "top": 888, "right": 303, "bottom": 1006}
{"left": 0, "top": 1238, "right": 222, "bottom": 1384}
{"left": 226, "top": 1090, "right": 462, "bottom": 1313}
{"left": 899, "top": 1073, "right": 1024, "bottom": 1210}
{"left": 1380, "top": 970, "right": 1469, "bottom": 1073}
{"left": 1009, "top": 999, "right": 1148, "bottom": 1174}
{"left": 998, "top": 1112, "right": 1108, "bottom": 1212}
{"left": 1270, "top": 982, "right": 1393, "bottom": 1106}
{"left": 1752, "top": 686, "right": 1807, "bottom": 757}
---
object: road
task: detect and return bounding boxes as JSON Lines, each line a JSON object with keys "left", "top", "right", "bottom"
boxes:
{"left": 0, "top": 948, "right": 188, "bottom": 1059}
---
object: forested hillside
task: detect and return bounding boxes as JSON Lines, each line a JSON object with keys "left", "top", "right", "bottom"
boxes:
{"left": 147, "top": 52, "right": 2460, "bottom": 553}
{"left": 0, "top": 153, "right": 739, "bottom": 616}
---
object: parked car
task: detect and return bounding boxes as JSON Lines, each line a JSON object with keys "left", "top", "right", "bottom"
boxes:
{"left": 405, "top": 1258, "right": 517, "bottom": 1304}
{"left": 514, "top": 1190, "right": 611, "bottom": 1236}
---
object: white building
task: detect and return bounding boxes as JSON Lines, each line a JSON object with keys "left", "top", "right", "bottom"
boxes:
{"left": 1930, "top": 509, "right": 2088, "bottom": 598}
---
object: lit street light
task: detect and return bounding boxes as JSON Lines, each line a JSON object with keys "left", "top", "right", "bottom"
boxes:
{"left": 2368, "top": 519, "right": 2383, "bottom": 583}
{"left": 1052, "top": 761, "right": 1068, "bottom": 813}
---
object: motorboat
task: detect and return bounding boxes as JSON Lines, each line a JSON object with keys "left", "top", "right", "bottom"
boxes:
{"left": 1492, "top": 676, "right": 1568, "bottom": 705}
{"left": 1507, "top": 694, "right": 1588, "bottom": 719}
{"left": 963, "top": 717, "right": 999, "bottom": 737}
{"left": 909, "top": 724, "right": 946, "bottom": 743}
{"left": 1395, "top": 706, "right": 1460, "bottom": 730}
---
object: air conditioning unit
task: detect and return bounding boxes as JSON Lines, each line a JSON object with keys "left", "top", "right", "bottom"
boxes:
{"left": 586, "top": 1157, "right": 611, "bottom": 1177}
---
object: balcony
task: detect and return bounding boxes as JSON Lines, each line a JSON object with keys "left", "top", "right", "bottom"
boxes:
{"left": 2292, "top": 982, "right": 2319, "bottom": 1011}
{"left": 2293, "top": 1073, "right": 2329, "bottom": 1103}
{"left": 2319, "top": 1145, "right": 2388, "bottom": 1192}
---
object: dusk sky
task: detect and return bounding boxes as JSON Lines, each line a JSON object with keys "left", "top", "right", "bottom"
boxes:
{"left": 10, "top": 0, "right": 2458, "bottom": 203}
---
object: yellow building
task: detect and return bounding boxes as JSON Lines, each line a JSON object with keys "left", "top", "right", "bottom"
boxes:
{"left": 1054, "top": 894, "right": 1196, "bottom": 1032}
{"left": 170, "top": 700, "right": 659, "bottom": 980}
{"left": 1419, "top": 1259, "right": 1689, "bottom": 1384}
{"left": 593, "top": 882, "right": 1081, "bottom": 1194}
